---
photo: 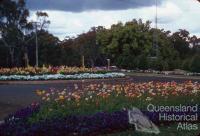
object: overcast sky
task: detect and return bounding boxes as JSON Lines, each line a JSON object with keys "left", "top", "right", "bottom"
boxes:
{"left": 26, "top": 0, "right": 200, "bottom": 40}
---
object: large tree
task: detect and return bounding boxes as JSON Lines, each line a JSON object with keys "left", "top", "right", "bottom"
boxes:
{"left": 0, "top": 0, "right": 31, "bottom": 67}
{"left": 97, "top": 19, "right": 184, "bottom": 70}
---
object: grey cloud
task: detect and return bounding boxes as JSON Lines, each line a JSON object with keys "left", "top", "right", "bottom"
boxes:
{"left": 26, "top": 0, "right": 162, "bottom": 12}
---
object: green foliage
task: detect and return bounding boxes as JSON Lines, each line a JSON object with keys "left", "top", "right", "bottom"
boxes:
{"left": 0, "top": 0, "right": 199, "bottom": 73}
{"left": 137, "top": 55, "right": 149, "bottom": 70}
{"left": 171, "top": 29, "right": 191, "bottom": 59}
{"left": 182, "top": 59, "right": 191, "bottom": 71}
{"left": 190, "top": 54, "right": 200, "bottom": 73}
{"left": 98, "top": 20, "right": 183, "bottom": 71}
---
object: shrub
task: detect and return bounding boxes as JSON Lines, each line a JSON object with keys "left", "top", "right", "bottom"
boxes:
{"left": 190, "top": 54, "right": 200, "bottom": 73}
{"left": 182, "top": 59, "right": 191, "bottom": 71}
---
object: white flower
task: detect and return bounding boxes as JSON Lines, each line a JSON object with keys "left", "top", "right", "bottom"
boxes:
{"left": 146, "top": 97, "right": 153, "bottom": 101}
{"left": 192, "top": 90, "right": 199, "bottom": 94}
{"left": 0, "top": 72, "right": 125, "bottom": 81}
{"left": 60, "top": 91, "right": 66, "bottom": 95}
{"left": 45, "top": 93, "right": 50, "bottom": 97}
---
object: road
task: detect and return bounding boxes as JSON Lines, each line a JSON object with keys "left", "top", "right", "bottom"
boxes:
{"left": 0, "top": 75, "right": 199, "bottom": 120}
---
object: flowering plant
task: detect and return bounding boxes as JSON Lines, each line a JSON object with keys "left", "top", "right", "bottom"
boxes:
{"left": 0, "top": 72, "right": 125, "bottom": 81}
{"left": 0, "top": 66, "right": 103, "bottom": 76}
{"left": 0, "top": 81, "right": 200, "bottom": 135}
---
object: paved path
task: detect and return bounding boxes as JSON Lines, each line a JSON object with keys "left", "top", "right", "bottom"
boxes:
{"left": 0, "top": 75, "right": 199, "bottom": 120}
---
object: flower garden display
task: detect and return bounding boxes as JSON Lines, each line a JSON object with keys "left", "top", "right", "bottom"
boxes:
{"left": 0, "top": 81, "right": 200, "bottom": 135}
{"left": 0, "top": 66, "right": 93, "bottom": 75}
{"left": 0, "top": 73, "right": 125, "bottom": 81}
{"left": 0, "top": 66, "right": 125, "bottom": 81}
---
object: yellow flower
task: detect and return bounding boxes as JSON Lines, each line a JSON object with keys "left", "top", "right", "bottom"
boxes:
{"left": 59, "top": 95, "right": 65, "bottom": 101}
{"left": 41, "top": 90, "right": 46, "bottom": 95}
{"left": 36, "top": 90, "right": 46, "bottom": 96}
{"left": 36, "top": 90, "right": 43, "bottom": 96}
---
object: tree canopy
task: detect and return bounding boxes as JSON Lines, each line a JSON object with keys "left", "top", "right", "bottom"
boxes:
{"left": 0, "top": 0, "right": 200, "bottom": 72}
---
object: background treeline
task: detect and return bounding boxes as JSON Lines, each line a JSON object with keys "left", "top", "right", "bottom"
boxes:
{"left": 0, "top": 0, "right": 200, "bottom": 72}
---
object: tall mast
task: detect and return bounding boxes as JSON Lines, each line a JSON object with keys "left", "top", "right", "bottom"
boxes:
{"left": 155, "top": 0, "right": 158, "bottom": 30}
{"left": 153, "top": 0, "right": 158, "bottom": 58}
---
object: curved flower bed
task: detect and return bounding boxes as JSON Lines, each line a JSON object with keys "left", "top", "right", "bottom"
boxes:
{"left": 0, "top": 81, "right": 200, "bottom": 135}
{"left": 0, "top": 73, "right": 125, "bottom": 81}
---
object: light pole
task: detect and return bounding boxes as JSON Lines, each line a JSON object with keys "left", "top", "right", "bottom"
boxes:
{"left": 32, "top": 22, "right": 39, "bottom": 67}
{"left": 150, "top": 0, "right": 158, "bottom": 59}
{"left": 155, "top": 0, "right": 158, "bottom": 58}
{"left": 35, "top": 24, "right": 38, "bottom": 67}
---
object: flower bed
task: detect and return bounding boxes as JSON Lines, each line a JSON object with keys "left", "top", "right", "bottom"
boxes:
{"left": 0, "top": 66, "right": 125, "bottom": 81}
{"left": 0, "top": 66, "right": 107, "bottom": 76}
{"left": 0, "top": 107, "right": 130, "bottom": 136}
{"left": 0, "top": 72, "right": 125, "bottom": 81}
{"left": 0, "top": 81, "right": 200, "bottom": 135}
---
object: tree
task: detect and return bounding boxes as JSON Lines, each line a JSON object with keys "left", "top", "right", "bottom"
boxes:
{"left": 0, "top": 2, "right": 199, "bottom": 71}
{"left": 60, "top": 37, "right": 80, "bottom": 66}
{"left": 0, "top": 0, "right": 51, "bottom": 67}
{"left": 190, "top": 54, "right": 200, "bottom": 73}
{"left": 171, "top": 29, "right": 191, "bottom": 59}
{"left": 27, "top": 30, "right": 60, "bottom": 66}
{"left": 0, "top": 0, "right": 31, "bottom": 67}
{"left": 31, "top": 11, "right": 50, "bottom": 67}
{"left": 74, "top": 27, "right": 103, "bottom": 67}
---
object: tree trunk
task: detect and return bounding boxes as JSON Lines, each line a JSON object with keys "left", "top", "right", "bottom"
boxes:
{"left": 107, "top": 59, "right": 110, "bottom": 70}
{"left": 81, "top": 55, "right": 85, "bottom": 68}
{"left": 9, "top": 47, "right": 14, "bottom": 67}
{"left": 24, "top": 47, "right": 29, "bottom": 67}
{"left": 90, "top": 59, "right": 94, "bottom": 68}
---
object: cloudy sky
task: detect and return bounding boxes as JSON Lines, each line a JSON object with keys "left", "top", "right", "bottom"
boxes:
{"left": 26, "top": 0, "right": 200, "bottom": 40}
